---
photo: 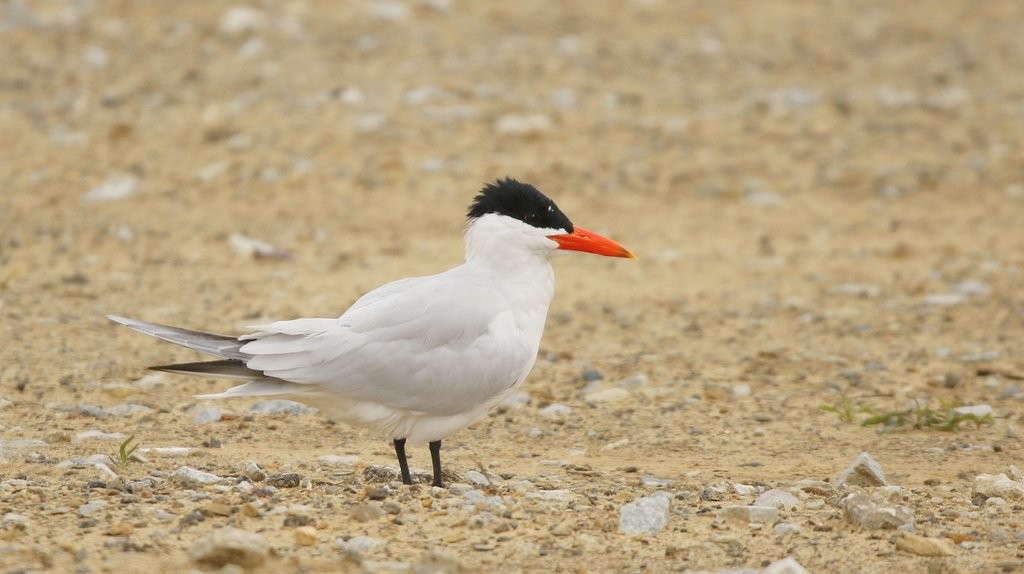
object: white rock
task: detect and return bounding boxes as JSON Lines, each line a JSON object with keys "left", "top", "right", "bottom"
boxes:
{"left": 336, "top": 535, "right": 384, "bottom": 552}
{"left": 137, "top": 447, "right": 194, "bottom": 457}
{"left": 499, "top": 392, "right": 531, "bottom": 410}
{"left": 953, "top": 404, "right": 993, "bottom": 418}
{"left": 619, "top": 493, "right": 671, "bottom": 535}
{"left": 720, "top": 505, "right": 779, "bottom": 524}
{"left": 171, "top": 466, "right": 227, "bottom": 485}
{"left": 73, "top": 430, "right": 125, "bottom": 443}
{"left": 756, "top": 489, "right": 801, "bottom": 509}
{"left": 732, "top": 484, "right": 759, "bottom": 496}
{"left": 526, "top": 490, "right": 575, "bottom": 503}
{"left": 732, "top": 383, "right": 752, "bottom": 398}
{"left": 923, "top": 293, "right": 965, "bottom": 306}
{"left": 974, "top": 473, "right": 1024, "bottom": 500}
{"left": 229, "top": 233, "right": 292, "bottom": 260}
{"left": 584, "top": 387, "right": 630, "bottom": 404}
{"left": 0, "top": 439, "right": 48, "bottom": 449}
{"left": 78, "top": 500, "right": 108, "bottom": 517}
{"left": 84, "top": 45, "right": 108, "bottom": 69}
{"left": 639, "top": 476, "right": 671, "bottom": 488}
{"left": 763, "top": 557, "right": 811, "bottom": 574}
{"left": 83, "top": 175, "right": 139, "bottom": 202}
{"left": 318, "top": 454, "right": 359, "bottom": 466}
{"left": 538, "top": 403, "right": 572, "bottom": 417}
{"left": 495, "top": 114, "right": 552, "bottom": 136}
{"left": 107, "top": 403, "right": 153, "bottom": 417}
{"left": 2, "top": 513, "right": 29, "bottom": 527}
{"left": 191, "top": 528, "right": 268, "bottom": 568}
{"left": 219, "top": 6, "right": 267, "bottom": 35}
{"left": 0, "top": 398, "right": 11, "bottom": 410}
{"left": 952, "top": 279, "right": 990, "bottom": 297}
{"left": 837, "top": 452, "right": 888, "bottom": 487}
{"left": 192, "top": 404, "right": 224, "bottom": 425}
{"left": 841, "top": 492, "right": 914, "bottom": 529}
{"left": 773, "top": 523, "right": 801, "bottom": 536}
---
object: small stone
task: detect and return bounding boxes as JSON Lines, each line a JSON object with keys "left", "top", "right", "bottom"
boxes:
{"left": 985, "top": 497, "right": 1006, "bottom": 506}
{"left": 249, "top": 400, "right": 317, "bottom": 415}
{"left": 538, "top": 403, "right": 572, "bottom": 417}
{"left": 218, "top": 6, "right": 267, "bottom": 35}
{"left": 756, "top": 489, "right": 801, "bottom": 510}
{"left": 266, "top": 473, "right": 301, "bottom": 488}
{"left": 107, "top": 522, "right": 134, "bottom": 536}
{"left": 841, "top": 492, "right": 914, "bottom": 530}
{"left": 192, "top": 404, "right": 224, "bottom": 425}
{"left": 495, "top": 114, "right": 552, "bottom": 136}
{"left": 336, "top": 535, "right": 383, "bottom": 553}
{"left": 924, "top": 293, "right": 965, "bottom": 306}
{"left": 78, "top": 501, "right": 108, "bottom": 517}
{"left": 584, "top": 387, "right": 630, "bottom": 404}
{"left": 550, "top": 519, "right": 574, "bottom": 536}
{"left": 203, "top": 503, "right": 235, "bottom": 517}
{"left": 952, "top": 404, "right": 993, "bottom": 418}
{"left": 465, "top": 471, "right": 489, "bottom": 486}
{"left": 959, "top": 352, "right": 1000, "bottom": 363}
{"left": 294, "top": 526, "right": 318, "bottom": 546}
{"left": 618, "top": 493, "right": 671, "bottom": 535}
{"left": 350, "top": 504, "right": 384, "bottom": 522}
{"left": 732, "top": 483, "right": 759, "bottom": 496}
{"left": 732, "top": 384, "right": 752, "bottom": 398}
{"left": 83, "top": 174, "right": 139, "bottom": 202}
{"left": 242, "top": 461, "right": 267, "bottom": 482}
{"left": 837, "top": 452, "right": 889, "bottom": 487}
{"left": 191, "top": 528, "right": 268, "bottom": 569}
{"left": 639, "top": 476, "right": 671, "bottom": 488}
{"left": 581, "top": 369, "right": 604, "bottom": 382}
{"left": 318, "top": 454, "right": 359, "bottom": 466}
{"left": 720, "top": 505, "right": 779, "bottom": 524}
{"left": 73, "top": 430, "right": 125, "bottom": 443}
{"left": 618, "top": 374, "right": 649, "bottom": 388}
{"left": 107, "top": 403, "right": 153, "bottom": 417}
{"left": 895, "top": 532, "right": 956, "bottom": 556}
{"left": 763, "top": 557, "right": 811, "bottom": 574}
{"left": 171, "top": 466, "right": 226, "bottom": 485}
{"left": 974, "top": 473, "right": 1024, "bottom": 500}
{"left": 773, "top": 523, "right": 801, "bottom": 536}
{"left": 1008, "top": 465, "right": 1024, "bottom": 483}
{"left": 498, "top": 392, "right": 531, "bottom": 410}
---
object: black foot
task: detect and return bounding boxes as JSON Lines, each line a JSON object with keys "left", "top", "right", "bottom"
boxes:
{"left": 429, "top": 440, "right": 444, "bottom": 488}
{"left": 393, "top": 438, "right": 412, "bottom": 485}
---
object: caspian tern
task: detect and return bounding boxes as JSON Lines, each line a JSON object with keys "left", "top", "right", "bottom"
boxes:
{"left": 109, "top": 178, "right": 634, "bottom": 487}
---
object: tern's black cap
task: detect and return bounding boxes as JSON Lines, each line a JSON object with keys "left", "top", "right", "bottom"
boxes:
{"left": 467, "top": 178, "right": 573, "bottom": 233}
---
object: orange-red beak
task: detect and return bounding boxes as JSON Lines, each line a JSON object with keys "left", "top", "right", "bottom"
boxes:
{"left": 549, "top": 226, "right": 636, "bottom": 259}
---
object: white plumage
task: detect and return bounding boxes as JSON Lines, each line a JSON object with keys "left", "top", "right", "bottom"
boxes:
{"left": 110, "top": 179, "right": 633, "bottom": 486}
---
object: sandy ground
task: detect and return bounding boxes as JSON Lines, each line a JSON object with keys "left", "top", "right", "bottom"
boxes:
{"left": 2, "top": 1, "right": 1024, "bottom": 572}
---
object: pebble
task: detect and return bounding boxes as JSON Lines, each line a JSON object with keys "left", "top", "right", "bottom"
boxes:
{"left": 294, "top": 526, "right": 318, "bottom": 546}
{"left": 171, "top": 466, "right": 227, "bottom": 485}
{"left": 618, "top": 374, "right": 649, "bottom": 388}
{"left": 107, "top": 403, "right": 153, "bottom": 417}
{"left": 756, "top": 489, "right": 801, "bottom": 510}
{"left": 0, "top": 439, "right": 49, "bottom": 449}
{"left": 582, "top": 369, "right": 604, "bottom": 382}
{"left": 495, "top": 113, "right": 552, "bottom": 136}
{"left": 71, "top": 429, "right": 123, "bottom": 444}
{"left": 538, "top": 403, "right": 572, "bottom": 417}
{"left": 836, "top": 452, "right": 889, "bottom": 487}
{"left": 228, "top": 234, "right": 293, "bottom": 260}
{"left": 191, "top": 528, "right": 268, "bottom": 569}
{"left": 83, "top": 174, "right": 139, "bottom": 202}
{"left": 526, "top": 490, "right": 575, "bottom": 503}
{"left": 350, "top": 504, "right": 384, "bottom": 522}
{"left": 732, "top": 384, "right": 752, "bottom": 398}
{"left": 266, "top": 472, "right": 302, "bottom": 488}
{"left": 0, "top": 398, "right": 12, "bottom": 410}
{"left": 218, "top": 6, "right": 267, "bottom": 35}
{"left": 249, "top": 400, "right": 318, "bottom": 415}
{"left": 959, "top": 352, "right": 999, "bottom": 363}
{"left": 318, "top": 454, "right": 359, "bottom": 466}
{"left": 583, "top": 387, "right": 630, "bottom": 404}
{"left": 720, "top": 505, "right": 779, "bottom": 524}
{"left": 336, "top": 535, "right": 384, "bottom": 553}
{"left": 618, "top": 493, "right": 671, "bottom": 535}
{"left": 773, "top": 522, "right": 801, "bottom": 536}
{"left": 895, "top": 532, "right": 956, "bottom": 556}
{"left": 841, "top": 492, "right": 914, "bottom": 529}
{"left": 953, "top": 404, "right": 993, "bottom": 418}
{"left": 465, "top": 470, "right": 489, "bottom": 486}
{"left": 763, "top": 557, "right": 811, "bottom": 574}
{"left": 639, "top": 476, "right": 671, "bottom": 488}
{"left": 498, "top": 392, "right": 531, "bottom": 410}
{"left": 2, "top": 513, "right": 29, "bottom": 527}
{"left": 952, "top": 279, "right": 990, "bottom": 297}
{"left": 923, "top": 293, "right": 965, "bottom": 306}
{"left": 974, "top": 473, "right": 1024, "bottom": 500}
{"left": 732, "top": 484, "right": 759, "bottom": 496}
{"left": 78, "top": 501, "right": 108, "bottom": 517}
{"left": 192, "top": 404, "right": 224, "bottom": 425}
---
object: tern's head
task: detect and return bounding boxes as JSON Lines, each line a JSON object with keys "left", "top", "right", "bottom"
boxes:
{"left": 465, "top": 178, "right": 635, "bottom": 262}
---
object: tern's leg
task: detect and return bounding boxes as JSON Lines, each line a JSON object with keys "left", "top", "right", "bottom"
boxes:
{"left": 429, "top": 440, "right": 443, "bottom": 488}
{"left": 393, "top": 438, "right": 412, "bottom": 485}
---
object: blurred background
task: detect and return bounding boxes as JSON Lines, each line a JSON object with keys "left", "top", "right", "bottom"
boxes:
{"left": 1, "top": 1, "right": 1023, "bottom": 571}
